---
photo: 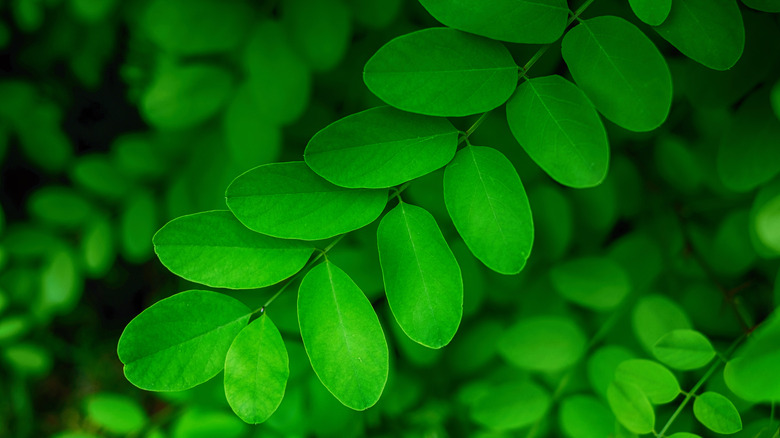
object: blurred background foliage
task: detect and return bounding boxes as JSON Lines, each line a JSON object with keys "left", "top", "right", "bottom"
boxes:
{"left": 0, "top": 0, "right": 779, "bottom": 437}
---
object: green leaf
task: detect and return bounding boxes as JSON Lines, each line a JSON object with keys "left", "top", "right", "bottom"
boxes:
{"left": 724, "top": 310, "right": 780, "bottom": 401}
{"left": 629, "top": 0, "right": 671, "bottom": 26}
{"left": 559, "top": 395, "right": 616, "bottom": 438}
{"left": 86, "top": 393, "right": 148, "bottom": 434}
{"left": 588, "top": 345, "right": 637, "bottom": 398}
{"left": 377, "top": 202, "right": 463, "bottom": 348}
{"left": 153, "top": 211, "right": 314, "bottom": 289}
{"left": 607, "top": 380, "right": 655, "bottom": 435}
{"left": 224, "top": 314, "right": 289, "bottom": 424}
{"left": 119, "top": 190, "right": 157, "bottom": 264}
{"left": 226, "top": 162, "right": 387, "bottom": 240}
{"left": 562, "top": 16, "right": 672, "bottom": 132}
{"left": 223, "top": 86, "right": 282, "bottom": 170}
{"left": 117, "top": 290, "right": 251, "bottom": 391}
{"left": 443, "top": 146, "right": 534, "bottom": 274}
{"left": 172, "top": 408, "right": 248, "bottom": 438}
{"left": 614, "top": 359, "right": 680, "bottom": 404}
{"left": 71, "top": 154, "right": 131, "bottom": 200}
{"left": 281, "top": 0, "right": 351, "bottom": 72}
{"left": 363, "top": 28, "right": 518, "bottom": 117}
{"left": 654, "top": 0, "right": 745, "bottom": 71}
{"left": 693, "top": 392, "right": 743, "bottom": 434}
{"left": 652, "top": 329, "right": 716, "bottom": 370}
{"left": 470, "top": 380, "right": 551, "bottom": 431}
{"left": 741, "top": 0, "right": 780, "bottom": 12}
{"left": 506, "top": 75, "right": 609, "bottom": 188}
{"left": 550, "top": 256, "right": 631, "bottom": 311}
{"left": 498, "top": 315, "right": 587, "bottom": 373}
{"left": 667, "top": 434, "right": 702, "bottom": 438}
{"left": 304, "top": 106, "right": 458, "bottom": 188}
{"left": 632, "top": 294, "right": 692, "bottom": 352}
{"left": 40, "top": 249, "right": 81, "bottom": 315}
{"left": 80, "top": 216, "right": 115, "bottom": 278}
{"left": 417, "top": 0, "right": 567, "bottom": 44}
{"left": 28, "top": 186, "right": 93, "bottom": 228}
{"left": 297, "top": 261, "right": 388, "bottom": 410}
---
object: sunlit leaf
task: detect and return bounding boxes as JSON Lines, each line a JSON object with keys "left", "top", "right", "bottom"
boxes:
{"left": 607, "top": 380, "right": 655, "bottom": 434}
{"left": 632, "top": 294, "right": 692, "bottom": 352}
{"left": 693, "top": 392, "right": 742, "bottom": 434}
{"left": 652, "top": 329, "right": 716, "bottom": 370}
{"left": 86, "top": 393, "right": 148, "bottom": 435}
{"left": 471, "top": 379, "right": 551, "bottom": 431}
{"left": 498, "top": 315, "right": 587, "bottom": 373}
{"left": 614, "top": 359, "right": 680, "bottom": 404}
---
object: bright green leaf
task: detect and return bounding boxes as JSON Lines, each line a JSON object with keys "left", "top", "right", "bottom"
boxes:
{"left": 281, "top": 0, "right": 351, "bottom": 72}
{"left": 629, "top": 0, "right": 671, "bottom": 25}
{"left": 172, "top": 408, "right": 248, "bottom": 438}
{"left": 550, "top": 256, "right": 631, "bottom": 311}
{"left": 443, "top": 146, "right": 533, "bottom": 274}
{"left": 40, "top": 249, "right": 81, "bottom": 315}
{"left": 117, "top": 290, "right": 251, "bottom": 391}
{"left": 559, "top": 395, "right": 615, "bottom": 438}
{"left": 693, "top": 392, "right": 742, "bottom": 434}
{"left": 153, "top": 211, "right": 314, "bottom": 289}
{"left": 614, "top": 359, "right": 680, "bottom": 404}
{"left": 80, "top": 216, "right": 115, "bottom": 278}
{"left": 86, "top": 393, "right": 148, "bottom": 434}
{"left": 364, "top": 28, "right": 518, "bottom": 117}
{"left": 226, "top": 162, "right": 387, "bottom": 240}
{"left": 588, "top": 345, "right": 637, "bottom": 398}
{"left": 3, "top": 343, "right": 52, "bottom": 376}
{"left": 225, "top": 314, "right": 289, "bottom": 424}
{"left": 562, "top": 16, "right": 672, "bottom": 132}
{"left": 298, "top": 261, "right": 388, "bottom": 410}
{"left": 654, "top": 0, "right": 744, "bottom": 71}
{"left": 304, "top": 106, "right": 458, "bottom": 188}
{"left": 632, "top": 294, "right": 692, "bottom": 352}
{"left": 417, "top": 0, "right": 567, "bottom": 44}
{"left": 667, "top": 433, "right": 702, "bottom": 438}
{"left": 506, "top": 75, "right": 609, "bottom": 188}
{"left": 607, "top": 380, "right": 655, "bottom": 434}
{"left": 377, "top": 202, "right": 463, "bottom": 348}
{"left": 652, "top": 329, "right": 716, "bottom": 370}
{"left": 724, "top": 310, "right": 780, "bottom": 401}
{"left": 498, "top": 315, "right": 587, "bottom": 373}
{"left": 471, "top": 380, "right": 551, "bottom": 431}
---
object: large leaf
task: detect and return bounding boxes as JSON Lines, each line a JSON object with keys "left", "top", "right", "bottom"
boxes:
{"left": 607, "top": 380, "right": 656, "bottom": 434}
{"left": 117, "top": 290, "right": 251, "bottom": 391}
{"left": 377, "top": 202, "right": 463, "bottom": 348}
{"left": 226, "top": 162, "right": 388, "bottom": 240}
{"left": 550, "top": 256, "right": 631, "bottom": 311}
{"left": 562, "top": 16, "right": 672, "bottom": 132}
{"left": 654, "top": 0, "right": 745, "bottom": 71}
{"left": 304, "top": 106, "right": 458, "bottom": 188}
{"left": 629, "top": 0, "right": 672, "bottom": 25}
{"left": 614, "top": 359, "right": 680, "bottom": 404}
{"left": 498, "top": 315, "right": 587, "bottom": 372}
{"left": 652, "top": 329, "right": 716, "bottom": 370}
{"left": 693, "top": 392, "right": 742, "bottom": 434}
{"left": 417, "top": 0, "right": 567, "bottom": 44}
{"left": 298, "top": 261, "right": 388, "bottom": 410}
{"left": 506, "top": 75, "right": 609, "bottom": 188}
{"left": 224, "top": 315, "right": 289, "bottom": 424}
{"left": 443, "top": 146, "right": 533, "bottom": 274}
{"left": 153, "top": 211, "right": 314, "bottom": 289}
{"left": 363, "top": 28, "right": 518, "bottom": 117}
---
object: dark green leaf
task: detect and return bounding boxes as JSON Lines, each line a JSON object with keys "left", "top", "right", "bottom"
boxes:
{"left": 28, "top": 186, "right": 93, "bottom": 228}
{"left": 562, "top": 16, "right": 672, "bottom": 132}
{"left": 153, "top": 211, "right": 314, "bottom": 289}
{"left": 443, "top": 146, "right": 533, "bottom": 274}
{"left": 71, "top": 154, "right": 131, "bottom": 200}
{"left": 614, "top": 359, "right": 680, "bottom": 404}
{"left": 693, "top": 392, "right": 742, "bottom": 434}
{"left": 364, "top": 28, "right": 518, "bottom": 116}
{"left": 119, "top": 190, "right": 157, "bottom": 264}
{"left": 498, "top": 315, "right": 587, "bottom": 372}
{"left": 223, "top": 87, "right": 282, "bottom": 170}
{"left": 118, "top": 290, "right": 251, "bottom": 391}
{"left": 741, "top": 0, "right": 780, "bottom": 12}
{"left": 652, "top": 329, "right": 716, "bottom": 370}
{"left": 629, "top": 0, "right": 671, "bottom": 25}
{"left": 559, "top": 395, "right": 616, "bottom": 438}
{"left": 471, "top": 380, "right": 551, "bottom": 431}
{"left": 377, "top": 202, "right": 463, "bottom": 348}
{"left": 281, "top": 0, "right": 351, "bottom": 72}
{"left": 607, "top": 380, "right": 655, "bottom": 434}
{"left": 550, "top": 256, "right": 631, "bottom": 311}
{"left": 86, "top": 393, "right": 148, "bottom": 434}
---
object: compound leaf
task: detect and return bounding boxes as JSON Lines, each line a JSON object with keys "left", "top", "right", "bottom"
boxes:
{"left": 629, "top": 0, "right": 672, "bottom": 25}
{"left": 443, "top": 146, "right": 533, "bottom": 274}
{"left": 226, "top": 162, "right": 387, "bottom": 240}
{"left": 298, "top": 261, "right": 388, "bottom": 410}
{"left": 498, "top": 315, "right": 587, "bottom": 373}
{"left": 550, "top": 256, "right": 631, "bottom": 311}
{"left": 225, "top": 314, "right": 289, "bottom": 424}
{"left": 118, "top": 290, "right": 251, "bottom": 391}
{"left": 562, "top": 16, "right": 672, "bottom": 132}
{"left": 506, "top": 75, "right": 609, "bottom": 188}
{"left": 607, "top": 380, "right": 655, "bottom": 435}
{"left": 304, "top": 106, "right": 458, "bottom": 188}
{"left": 377, "top": 202, "right": 463, "bottom": 349}
{"left": 153, "top": 211, "right": 314, "bottom": 289}
{"left": 364, "top": 28, "right": 518, "bottom": 117}
{"left": 614, "top": 359, "right": 680, "bottom": 404}
{"left": 652, "top": 329, "right": 716, "bottom": 370}
{"left": 693, "top": 392, "right": 742, "bottom": 434}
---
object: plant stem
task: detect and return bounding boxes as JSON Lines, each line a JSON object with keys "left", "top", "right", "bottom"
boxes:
{"left": 458, "top": 111, "right": 491, "bottom": 146}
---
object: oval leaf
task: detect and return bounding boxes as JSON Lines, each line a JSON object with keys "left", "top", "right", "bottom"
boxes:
{"left": 298, "top": 261, "right": 388, "bottom": 410}
{"left": 723, "top": 310, "right": 780, "bottom": 401}
{"left": 363, "top": 28, "right": 518, "bottom": 116}
{"left": 632, "top": 294, "right": 692, "bottom": 352}
{"left": 693, "top": 392, "right": 742, "bottom": 434}
{"left": 629, "top": 0, "right": 672, "bottom": 26}
{"left": 654, "top": 0, "right": 745, "bottom": 71}
{"left": 742, "top": 0, "right": 780, "bottom": 12}
{"left": 550, "top": 256, "right": 631, "bottom": 311}
{"left": 443, "top": 146, "right": 534, "bottom": 274}
{"left": 562, "top": 16, "right": 672, "bottom": 132}
{"left": 471, "top": 380, "right": 551, "bottom": 431}
{"left": 417, "top": 0, "right": 567, "bottom": 44}
{"left": 304, "top": 106, "right": 458, "bottom": 188}
{"left": 225, "top": 314, "right": 289, "bottom": 424}
{"left": 652, "top": 329, "right": 716, "bottom": 370}
{"left": 377, "top": 202, "right": 463, "bottom": 348}
{"left": 607, "top": 380, "right": 656, "bottom": 434}
{"left": 614, "top": 359, "right": 680, "bottom": 404}
{"left": 506, "top": 75, "right": 609, "bottom": 188}
{"left": 86, "top": 393, "right": 148, "bottom": 435}
{"left": 559, "top": 395, "right": 616, "bottom": 438}
{"left": 117, "top": 290, "right": 251, "bottom": 391}
{"left": 153, "top": 211, "right": 314, "bottom": 289}
{"left": 498, "top": 315, "right": 587, "bottom": 372}
{"left": 226, "top": 162, "right": 388, "bottom": 240}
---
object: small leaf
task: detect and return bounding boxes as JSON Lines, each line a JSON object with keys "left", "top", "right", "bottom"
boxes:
{"left": 71, "top": 154, "right": 131, "bottom": 200}
{"left": 614, "top": 359, "right": 680, "bottom": 404}
{"left": 304, "top": 106, "right": 458, "bottom": 188}
{"left": 562, "top": 16, "right": 672, "bottom": 132}
{"left": 559, "top": 395, "right": 616, "bottom": 438}
{"left": 119, "top": 190, "right": 157, "bottom": 263}
{"left": 471, "top": 380, "right": 551, "bottom": 431}
{"left": 550, "top": 256, "right": 631, "bottom": 311}
{"left": 498, "top": 315, "right": 587, "bottom": 373}
{"left": 632, "top": 294, "right": 692, "bottom": 352}
{"left": 506, "top": 75, "right": 609, "bottom": 188}
{"left": 225, "top": 314, "right": 289, "bottom": 424}
{"left": 652, "top": 329, "right": 716, "bottom": 370}
{"left": 298, "top": 261, "right": 388, "bottom": 410}
{"left": 377, "top": 202, "right": 463, "bottom": 348}
{"left": 607, "top": 380, "right": 656, "bottom": 434}
{"left": 587, "top": 345, "right": 637, "bottom": 398}
{"left": 117, "top": 290, "right": 251, "bottom": 391}
{"left": 364, "top": 28, "right": 518, "bottom": 117}
{"left": 80, "top": 216, "right": 115, "bottom": 278}
{"left": 654, "top": 0, "right": 745, "bottom": 71}
{"left": 27, "top": 186, "right": 93, "bottom": 228}
{"left": 417, "top": 0, "right": 567, "bottom": 44}
{"left": 226, "top": 162, "right": 387, "bottom": 240}
{"left": 629, "top": 0, "right": 672, "bottom": 25}
{"left": 443, "top": 146, "right": 534, "bottom": 274}
{"left": 153, "top": 211, "right": 314, "bottom": 289}
{"left": 693, "top": 392, "right": 742, "bottom": 434}
{"left": 86, "top": 393, "right": 148, "bottom": 435}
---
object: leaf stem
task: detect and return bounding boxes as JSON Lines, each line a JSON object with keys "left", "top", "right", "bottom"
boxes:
{"left": 458, "top": 111, "right": 491, "bottom": 145}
